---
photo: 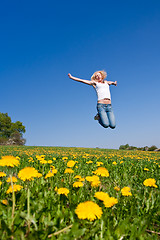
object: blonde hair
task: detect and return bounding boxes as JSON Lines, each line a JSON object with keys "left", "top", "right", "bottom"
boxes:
{"left": 91, "top": 70, "right": 107, "bottom": 81}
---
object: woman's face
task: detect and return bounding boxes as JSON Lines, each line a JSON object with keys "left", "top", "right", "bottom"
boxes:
{"left": 95, "top": 72, "right": 103, "bottom": 82}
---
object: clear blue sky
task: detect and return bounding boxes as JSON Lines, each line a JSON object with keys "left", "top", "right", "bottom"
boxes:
{"left": 0, "top": 0, "right": 160, "bottom": 149}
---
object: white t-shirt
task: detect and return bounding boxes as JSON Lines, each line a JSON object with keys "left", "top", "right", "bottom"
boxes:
{"left": 94, "top": 81, "right": 111, "bottom": 101}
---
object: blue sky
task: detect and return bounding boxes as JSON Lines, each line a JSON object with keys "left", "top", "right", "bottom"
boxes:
{"left": 0, "top": 0, "right": 160, "bottom": 149}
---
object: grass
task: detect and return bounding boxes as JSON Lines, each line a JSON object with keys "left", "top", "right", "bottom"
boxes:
{"left": 0, "top": 146, "right": 159, "bottom": 239}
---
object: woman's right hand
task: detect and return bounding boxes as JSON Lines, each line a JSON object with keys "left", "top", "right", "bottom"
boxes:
{"left": 68, "top": 73, "right": 72, "bottom": 79}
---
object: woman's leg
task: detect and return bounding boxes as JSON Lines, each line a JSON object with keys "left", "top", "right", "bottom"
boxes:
{"left": 106, "top": 104, "right": 116, "bottom": 129}
{"left": 97, "top": 104, "right": 109, "bottom": 128}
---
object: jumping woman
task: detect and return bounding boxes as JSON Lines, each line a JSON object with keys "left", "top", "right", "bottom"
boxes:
{"left": 68, "top": 70, "right": 117, "bottom": 129}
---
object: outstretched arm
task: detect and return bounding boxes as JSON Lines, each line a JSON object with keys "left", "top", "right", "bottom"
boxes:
{"left": 107, "top": 81, "right": 117, "bottom": 86}
{"left": 68, "top": 73, "right": 94, "bottom": 86}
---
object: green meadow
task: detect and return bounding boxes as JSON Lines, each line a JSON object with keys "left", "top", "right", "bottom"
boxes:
{"left": 0, "top": 146, "right": 159, "bottom": 239}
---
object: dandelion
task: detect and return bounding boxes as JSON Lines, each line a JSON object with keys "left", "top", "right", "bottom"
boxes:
{"left": 73, "top": 181, "right": 83, "bottom": 188}
{"left": 114, "top": 186, "right": 120, "bottom": 191}
{"left": 86, "top": 175, "right": 100, "bottom": 182}
{"left": 0, "top": 181, "right": 2, "bottom": 186}
{"left": 121, "top": 187, "right": 132, "bottom": 196}
{"left": 0, "top": 156, "right": 20, "bottom": 167}
{"left": 57, "top": 187, "right": 69, "bottom": 196}
{"left": 86, "top": 160, "right": 93, "bottom": 164}
{"left": 103, "top": 197, "right": 118, "bottom": 208}
{"left": 96, "top": 162, "right": 103, "bottom": 166}
{"left": 50, "top": 165, "right": 55, "bottom": 169}
{"left": 86, "top": 176, "right": 94, "bottom": 182}
{"left": 93, "top": 167, "right": 109, "bottom": 177}
{"left": 74, "top": 175, "right": 80, "bottom": 179}
{"left": 75, "top": 201, "right": 103, "bottom": 221}
{"left": 51, "top": 168, "right": 57, "bottom": 174}
{"left": 112, "top": 161, "right": 117, "bottom": 165}
{"left": 67, "top": 160, "right": 75, "bottom": 168}
{"left": 28, "top": 157, "right": 34, "bottom": 162}
{"left": 18, "top": 167, "right": 42, "bottom": 181}
{"left": 45, "top": 171, "right": 55, "bottom": 179}
{"left": 6, "top": 184, "right": 23, "bottom": 194}
{"left": 144, "top": 168, "right": 149, "bottom": 171}
{"left": 6, "top": 176, "right": 18, "bottom": 183}
{"left": 40, "top": 160, "right": 48, "bottom": 164}
{"left": 94, "top": 191, "right": 109, "bottom": 201}
{"left": 74, "top": 175, "right": 85, "bottom": 181}
{"left": 120, "top": 161, "right": 123, "bottom": 164}
{"left": 91, "top": 180, "right": 101, "bottom": 187}
{"left": 64, "top": 168, "right": 74, "bottom": 174}
{"left": 1, "top": 200, "right": 8, "bottom": 205}
{"left": 53, "top": 157, "right": 56, "bottom": 161}
{"left": 143, "top": 178, "right": 158, "bottom": 188}
{"left": 47, "top": 160, "right": 53, "bottom": 164}
{"left": 0, "top": 172, "right": 6, "bottom": 177}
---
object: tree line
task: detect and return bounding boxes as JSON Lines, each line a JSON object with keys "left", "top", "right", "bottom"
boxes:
{"left": 119, "top": 144, "right": 159, "bottom": 151}
{"left": 0, "top": 113, "right": 26, "bottom": 145}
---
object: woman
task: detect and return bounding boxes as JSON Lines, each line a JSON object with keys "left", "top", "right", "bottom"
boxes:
{"left": 68, "top": 70, "right": 117, "bottom": 129}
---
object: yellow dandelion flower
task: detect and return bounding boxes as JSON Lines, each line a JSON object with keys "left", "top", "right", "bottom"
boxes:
{"left": 54, "top": 186, "right": 58, "bottom": 192}
{"left": 96, "top": 162, "right": 103, "bottom": 166}
{"left": 28, "top": 157, "right": 33, "bottom": 162}
{"left": 86, "top": 160, "right": 93, "bottom": 164}
{"left": 50, "top": 168, "right": 57, "bottom": 174}
{"left": 45, "top": 171, "right": 55, "bottom": 179}
{"left": 103, "top": 197, "right": 118, "bottom": 208}
{"left": 94, "top": 191, "right": 109, "bottom": 201}
{"left": 1, "top": 200, "right": 8, "bottom": 205}
{"left": 114, "top": 186, "right": 120, "bottom": 191}
{"left": 57, "top": 187, "right": 69, "bottom": 196}
{"left": 64, "top": 168, "right": 74, "bottom": 174}
{"left": 50, "top": 165, "right": 55, "bottom": 169}
{"left": 0, "top": 172, "right": 6, "bottom": 177}
{"left": 91, "top": 180, "right": 101, "bottom": 187}
{"left": 6, "top": 184, "right": 23, "bottom": 194}
{"left": 73, "top": 181, "right": 83, "bottom": 188}
{"left": 112, "top": 161, "right": 117, "bottom": 165}
{"left": 62, "top": 157, "right": 68, "bottom": 160}
{"left": 121, "top": 187, "right": 132, "bottom": 196}
{"left": 93, "top": 167, "right": 109, "bottom": 177}
{"left": 6, "top": 176, "right": 18, "bottom": 183}
{"left": 144, "top": 168, "right": 149, "bottom": 171}
{"left": 18, "top": 167, "right": 42, "bottom": 181}
{"left": 143, "top": 178, "right": 158, "bottom": 188}
{"left": 86, "top": 175, "right": 100, "bottom": 182}
{"left": 40, "top": 160, "right": 48, "bottom": 164}
{"left": 74, "top": 175, "right": 82, "bottom": 179}
{"left": 0, "top": 156, "right": 20, "bottom": 167}
{"left": 120, "top": 161, "right": 124, "bottom": 164}
{"left": 0, "top": 181, "right": 2, "bottom": 186}
{"left": 47, "top": 160, "right": 53, "bottom": 164}
{"left": 67, "top": 160, "right": 76, "bottom": 168}
{"left": 75, "top": 201, "right": 103, "bottom": 221}
{"left": 53, "top": 157, "right": 56, "bottom": 161}
{"left": 74, "top": 175, "right": 85, "bottom": 181}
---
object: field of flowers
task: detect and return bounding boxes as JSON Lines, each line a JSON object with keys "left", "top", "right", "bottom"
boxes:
{"left": 0, "top": 146, "right": 159, "bottom": 239}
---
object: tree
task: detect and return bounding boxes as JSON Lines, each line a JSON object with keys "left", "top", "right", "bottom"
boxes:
{"left": 0, "top": 113, "right": 26, "bottom": 145}
{"left": 148, "top": 145, "right": 157, "bottom": 151}
{"left": 119, "top": 144, "right": 130, "bottom": 150}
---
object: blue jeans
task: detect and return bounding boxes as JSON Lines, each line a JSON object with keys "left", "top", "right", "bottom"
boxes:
{"left": 97, "top": 103, "right": 116, "bottom": 129}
